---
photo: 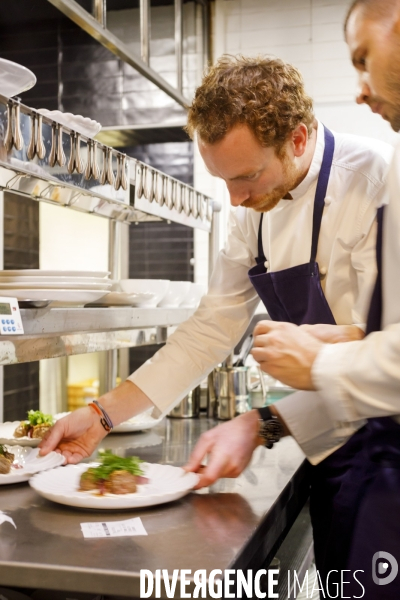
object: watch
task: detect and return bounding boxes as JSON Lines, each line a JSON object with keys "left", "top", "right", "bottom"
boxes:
{"left": 257, "top": 406, "right": 284, "bottom": 449}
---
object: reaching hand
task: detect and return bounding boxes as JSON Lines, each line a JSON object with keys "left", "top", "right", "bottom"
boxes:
{"left": 184, "top": 410, "right": 261, "bottom": 489}
{"left": 252, "top": 320, "right": 322, "bottom": 390}
{"left": 38, "top": 407, "right": 107, "bottom": 464}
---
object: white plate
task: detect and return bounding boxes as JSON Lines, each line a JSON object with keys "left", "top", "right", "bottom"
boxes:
{"left": 0, "top": 276, "right": 110, "bottom": 284}
{"left": 91, "top": 291, "right": 156, "bottom": 307}
{"left": 0, "top": 421, "right": 44, "bottom": 447}
{"left": 38, "top": 109, "right": 102, "bottom": 138}
{"left": 54, "top": 411, "right": 163, "bottom": 433}
{"left": 112, "top": 414, "right": 164, "bottom": 433}
{"left": 0, "top": 282, "right": 111, "bottom": 291}
{"left": 0, "top": 289, "right": 107, "bottom": 306}
{"left": 0, "top": 445, "right": 65, "bottom": 484}
{"left": 30, "top": 462, "right": 199, "bottom": 509}
{"left": 0, "top": 58, "right": 36, "bottom": 98}
{"left": 0, "top": 270, "right": 110, "bottom": 278}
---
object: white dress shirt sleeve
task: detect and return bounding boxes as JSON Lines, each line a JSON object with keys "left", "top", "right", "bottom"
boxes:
{"left": 128, "top": 208, "right": 260, "bottom": 416}
{"left": 278, "top": 141, "right": 400, "bottom": 464}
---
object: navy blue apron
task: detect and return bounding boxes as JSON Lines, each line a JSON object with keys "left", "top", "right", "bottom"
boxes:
{"left": 247, "top": 124, "right": 374, "bottom": 594}
{"left": 344, "top": 206, "right": 400, "bottom": 599}
{"left": 248, "top": 125, "right": 336, "bottom": 326}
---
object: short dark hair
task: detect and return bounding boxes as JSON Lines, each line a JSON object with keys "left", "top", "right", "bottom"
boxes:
{"left": 344, "top": 0, "right": 397, "bottom": 33}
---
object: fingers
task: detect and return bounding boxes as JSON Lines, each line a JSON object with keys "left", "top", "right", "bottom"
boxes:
{"left": 184, "top": 433, "right": 214, "bottom": 473}
{"left": 253, "top": 320, "right": 294, "bottom": 337}
{"left": 193, "top": 454, "right": 230, "bottom": 489}
{"left": 38, "top": 422, "right": 65, "bottom": 456}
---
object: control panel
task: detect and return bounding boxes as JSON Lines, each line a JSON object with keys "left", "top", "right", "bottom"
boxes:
{"left": 0, "top": 297, "right": 24, "bottom": 335}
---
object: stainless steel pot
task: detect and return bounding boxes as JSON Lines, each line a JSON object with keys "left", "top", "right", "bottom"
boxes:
{"left": 208, "top": 366, "right": 266, "bottom": 420}
{"left": 168, "top": 386, "right": 201, "bottom": 418}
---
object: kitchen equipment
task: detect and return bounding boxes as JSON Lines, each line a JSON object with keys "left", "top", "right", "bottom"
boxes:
{"left": 0, "top": 296, "right": 23, "bottom": 335}
{"left": 119, "top": 279, "right": 170, "bottom": 306}
{"left": 234, "top": 334, "right": 253, "bottom": 367}
{"left": 157, "top": 281, "right": 191, "bottom": 308}
{"left": 168, "top": 386, "right": 201, "bottom": 418}
{"left": 208, "top": 365, "right": 266, "bottom": 419}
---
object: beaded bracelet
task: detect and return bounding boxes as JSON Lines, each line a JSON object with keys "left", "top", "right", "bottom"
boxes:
{"left": 88, "top": 400, "right": 114, "bottom": 433}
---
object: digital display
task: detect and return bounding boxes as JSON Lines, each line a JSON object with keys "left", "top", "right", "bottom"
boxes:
{"left": 0, "top": 303, "right": 12, "bottom": 315}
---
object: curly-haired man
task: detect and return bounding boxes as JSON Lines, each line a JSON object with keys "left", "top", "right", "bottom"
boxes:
{"left": 41, "top": 54, "right": 392, "bottom": 589}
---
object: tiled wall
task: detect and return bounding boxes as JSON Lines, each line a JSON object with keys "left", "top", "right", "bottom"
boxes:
{"left": 218, "top": 0, "right": 356, "bottom": 104}
{"left": 193, "top": 0, "right": 399, "bottom": 287}
{"left": 3, "top": 194, "right": 40, "bottom": 421}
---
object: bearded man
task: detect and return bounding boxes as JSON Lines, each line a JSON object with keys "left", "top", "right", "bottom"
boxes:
{"left": 41, "top": 57, "right": 391, "bottom": 588}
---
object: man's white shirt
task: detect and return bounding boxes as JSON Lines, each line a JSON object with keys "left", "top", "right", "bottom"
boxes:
{"left": 278, "top": 135, "right": 400, "bottom": 465}
{"left": 128, "top": 122, "right": 393, "bottom": 461}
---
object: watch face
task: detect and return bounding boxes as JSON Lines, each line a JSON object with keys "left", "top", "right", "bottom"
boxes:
{"left": 260, "top": 418, "right": 283, "bottom": 446}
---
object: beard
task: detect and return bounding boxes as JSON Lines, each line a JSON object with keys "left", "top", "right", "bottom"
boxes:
{"left": 241, "top": 150, "right": 304, "bottom": 213}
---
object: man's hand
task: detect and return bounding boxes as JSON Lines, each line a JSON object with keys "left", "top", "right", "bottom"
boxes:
{"left": 184, "top": 410, "right": 262, "bottom": 489}
{"left": 39, "top": 407, "right": 106, "bottom": 464}
{"left": 39, "top": 380, "right": 154, "bottom": 464}
{"left": 300, "top": 323, "right": 365, "bottom": 344}
{"left": 252, "top": 320, "right": 322, "bottom": 389}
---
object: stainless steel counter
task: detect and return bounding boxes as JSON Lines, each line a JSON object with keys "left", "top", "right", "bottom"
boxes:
{"left": 0, "top": 416, "right": 307, "bottom": 598}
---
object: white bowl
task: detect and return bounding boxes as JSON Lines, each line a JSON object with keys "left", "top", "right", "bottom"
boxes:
{"left": 37, "top": 109, "right": 102, "bottom": 138}
{"left": 119, "top": 279, "right": 170, "bottom": 307}
{"left": 157, "top": 281, "right": 191, "bottom": 308}
{"left": 180, "top": 283, "right": 206, "bottom": 308}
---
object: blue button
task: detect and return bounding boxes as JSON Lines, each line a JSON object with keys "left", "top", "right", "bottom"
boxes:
{"left": 2, "top": 327, "right": 6, "bottom": 333}
{"left": 11, "top": 320, "right": 14, "bottom": 325}
{"left": 12, "top": 327, "right": 16, "bottom": 332}
{"left": 6, "top": 320, "right": 10, "bottom": 324}
{"left": 7, "top": 327, "right": 11, "bottom": 332}
{"left": 1, "top": 320, "right": 5, "bottom": 325}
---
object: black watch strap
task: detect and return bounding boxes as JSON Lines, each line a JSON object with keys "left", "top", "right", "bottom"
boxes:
{"left": 258, "top": 406, "right": 273, "bottom": 421}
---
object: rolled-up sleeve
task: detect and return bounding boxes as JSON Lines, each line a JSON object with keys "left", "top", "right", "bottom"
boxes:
{"left": 128, "top": 209, "right": 260, "bottom": 416}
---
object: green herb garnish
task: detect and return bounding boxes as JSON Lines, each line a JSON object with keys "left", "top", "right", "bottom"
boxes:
{"left": 89, "top": 450, "right": 144, "bottom": 482}
{"left": 26, "top": 410, "right": 53, "bottom": 427}
{"left": 0, "top": 445, "right": 5, "bottom": 456}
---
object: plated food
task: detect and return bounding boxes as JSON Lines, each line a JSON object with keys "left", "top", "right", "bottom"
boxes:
{"left": 0, "top": 444, "right": 15, "bottom": 474}
{"left": 0, "top": 445, "right": 65, "bottom": 485}
{"left": 14, "top": 410, "right": 53, "bottom": 440}
{"left": 79, "top": 451, "right": 148, "bottom": 495}
{"left": 30, "top": 460, "right": 199, "bottom": 509}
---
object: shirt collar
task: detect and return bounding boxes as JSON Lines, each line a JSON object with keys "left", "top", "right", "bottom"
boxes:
{"left": 285, "top": 120, "right": 326, "bottom": 202}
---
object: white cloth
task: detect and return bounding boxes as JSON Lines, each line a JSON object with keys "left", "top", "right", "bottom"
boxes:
{"left": 278, "top": 137, "right": 400, "bottom": 465}
{"left": 129, "top": 122, "right": 393, "bottom": 419}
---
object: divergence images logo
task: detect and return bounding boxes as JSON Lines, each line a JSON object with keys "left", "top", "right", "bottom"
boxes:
{"left": 372, "top": 551, "right": 399, "bottom": 586}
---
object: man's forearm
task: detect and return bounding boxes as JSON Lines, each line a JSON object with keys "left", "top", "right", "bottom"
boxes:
{"left": 98, "top": 380, "right": 155, "bottom": 426}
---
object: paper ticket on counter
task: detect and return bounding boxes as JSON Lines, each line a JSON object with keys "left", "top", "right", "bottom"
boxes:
{"left": 80, "top": 517, "right": 147, "bottom": 538}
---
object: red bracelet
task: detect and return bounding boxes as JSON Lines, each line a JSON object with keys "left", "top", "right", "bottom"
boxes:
{"left": 88, "top": 402, "right": 112, "bottom": 432}
{"left": 88, "top": 402, "right": 102, "bottom": 417}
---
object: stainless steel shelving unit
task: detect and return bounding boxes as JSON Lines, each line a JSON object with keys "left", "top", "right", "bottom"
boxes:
{"left": 0, "top": 95, "right": 220, "bottom": 419}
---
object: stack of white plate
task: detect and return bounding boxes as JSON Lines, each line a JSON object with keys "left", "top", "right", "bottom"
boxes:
{"left": 0, "top": 270, "right": 112, "bottom": 307}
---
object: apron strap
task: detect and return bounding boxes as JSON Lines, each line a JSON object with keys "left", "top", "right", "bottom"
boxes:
{"left": 256, "top": 212, "right": 266, "bottom": 263}
{"left": 256, "top": 125, "right": 335, "bottom": 266}
{"left": 366, "top": 206, "right": 384, "bottom": 335}
{"left": 310, "top": 126, "right": 335, "bottom": 263}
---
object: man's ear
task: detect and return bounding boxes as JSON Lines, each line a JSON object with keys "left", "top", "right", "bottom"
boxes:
{"left": 291, "top": 123, "right": 309, "bottom": 158}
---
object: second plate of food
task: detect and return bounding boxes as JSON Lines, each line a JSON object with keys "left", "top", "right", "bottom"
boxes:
{"left": 0, "top": 445, "right": 65, "bottom": 484}
{"left": 30, "top": 459, "right": 199, "bottom": 509}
